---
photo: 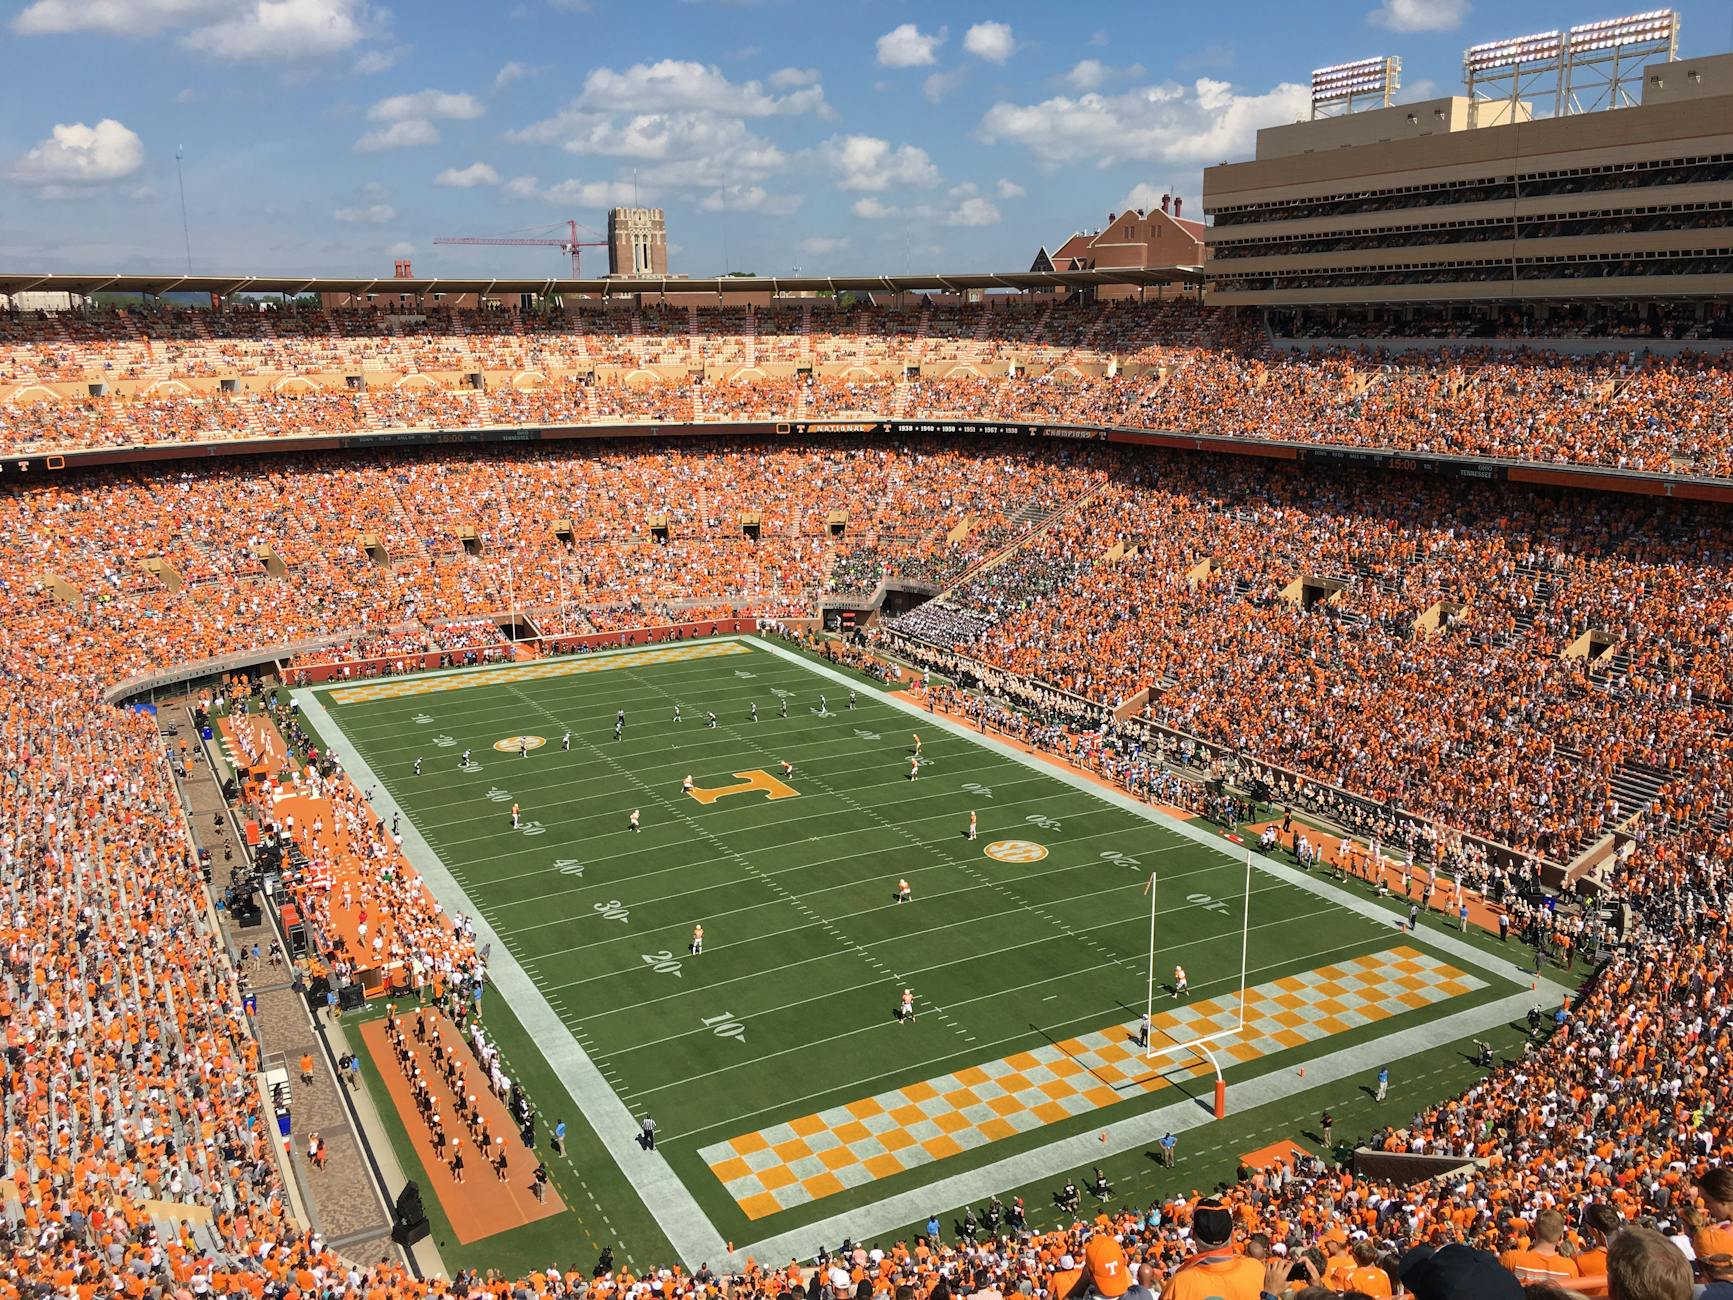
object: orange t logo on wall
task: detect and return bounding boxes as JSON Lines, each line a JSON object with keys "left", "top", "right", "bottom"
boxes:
{"left": 686, "top": 770, "right": 800, "bottom": 805}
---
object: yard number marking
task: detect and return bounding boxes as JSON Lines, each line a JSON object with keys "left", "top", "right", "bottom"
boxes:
{"left": 554, "top": 858, "right": 585, "bottom": 877}
{"left": 1026, "top": 813, "right": 1062, "bottom": 831}
{"left": 1187, "top": 893, "right": 1232, "bottom": 915}
{"left": 962, "top": 782, "right": 994, "bottom": 799}
{"left": 1100, "top": 850, "right": 1140, "bottom": 869}
{"left": 594, "top": 900, "right": 630, "bottom": 923}
{"left": 642, "top": 951, "right": 683, "bottom": 977}
{"left": 702, "top": 1012, "right": 747, "bottom": 1041}
{"left": 412, "top": 713, "right": 435, "bottom": 725}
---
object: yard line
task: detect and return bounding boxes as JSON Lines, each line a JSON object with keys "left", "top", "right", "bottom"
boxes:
{"left": 597, "top": 892, "right": 1332, "bottom": 1056}
{"left": 530, "top": 842, "right": 1207, "bottom": 991}
{"left": 489, "top": 815, "right": 1167, "bottom": 929}
{"left": 646, "top": 912, "right": 1375, "bottom": 1137}
{"left": 515, "top": 823, "right": 1211, "bottom": 964}
{"left": 401, "top": 764, "right": 1070, "bottom": 851}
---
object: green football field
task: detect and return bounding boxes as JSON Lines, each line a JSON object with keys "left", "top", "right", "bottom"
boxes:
{"left": 296, "top": 635, "right": 1553, "bottom": 1273}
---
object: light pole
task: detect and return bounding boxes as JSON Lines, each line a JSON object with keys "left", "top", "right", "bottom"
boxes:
{"left": 175, "top": 146, "right": 193, "bottom": 274}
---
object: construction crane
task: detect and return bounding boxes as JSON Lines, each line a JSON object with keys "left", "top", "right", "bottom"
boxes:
{"left": 432, "top": 219, "right": 607, "bottom": 277}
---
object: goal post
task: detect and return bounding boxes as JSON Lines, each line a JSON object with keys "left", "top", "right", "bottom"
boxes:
{"left": 1141, "top": 849, "right": 1254, "bottom": 1118}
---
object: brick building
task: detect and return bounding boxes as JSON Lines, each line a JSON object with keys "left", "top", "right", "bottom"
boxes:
{"left": 1031, "top": 194, "right": 1207, "bottom": 298}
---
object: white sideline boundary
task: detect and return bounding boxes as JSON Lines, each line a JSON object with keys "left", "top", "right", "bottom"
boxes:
{"left": 295, "top": 635, "right": 1566, "bottom": 1269}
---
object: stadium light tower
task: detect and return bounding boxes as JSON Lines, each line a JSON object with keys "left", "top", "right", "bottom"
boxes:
{"left": 1563, "top": 10, "right": 1679, "bottom": 114}
{"left": 1310, "top": 56, "right": 1402, "bottom": 119}
{"left": 1464, "top": 9, "right": 1678, "bottom": 126}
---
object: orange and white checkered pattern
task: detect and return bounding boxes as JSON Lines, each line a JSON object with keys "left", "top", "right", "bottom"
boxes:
{"left": 701, "top": 946, "right": 1480, "bottom": 1220}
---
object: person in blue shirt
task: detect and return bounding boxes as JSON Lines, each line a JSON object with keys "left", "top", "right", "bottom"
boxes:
{"left": 1376, "top": 1066, "right": 1389, "bottom": 1102}
{"left": 553, "top": 1119, "right": 568, "bottom": 1156}
{"left": 925, "top": 1214, "right": 941, "bottom": 1243}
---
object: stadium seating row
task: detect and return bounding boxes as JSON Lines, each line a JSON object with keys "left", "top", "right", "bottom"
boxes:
{"left": 4, "top": 302, "right": 1733, "bottom": 477}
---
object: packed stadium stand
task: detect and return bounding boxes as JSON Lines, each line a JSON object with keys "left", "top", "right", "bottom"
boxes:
{"left": 1, "top": 330, "right": 1731, "bottom": 1296}
{"left": 5, "top": 300, "right": 1733, "bottom": 480}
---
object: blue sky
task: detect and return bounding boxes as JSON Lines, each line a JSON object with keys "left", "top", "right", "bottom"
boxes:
{"left": 1, "top": 0, "right": 1728, "bottom": 277}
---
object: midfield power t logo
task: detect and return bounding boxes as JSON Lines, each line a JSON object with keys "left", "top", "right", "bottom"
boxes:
{"left": 684, "top": 769, "right": 800, "bottom": 805}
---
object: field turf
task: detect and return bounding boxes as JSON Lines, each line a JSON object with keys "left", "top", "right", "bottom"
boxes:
{"left": 298, "top": 636, "right": 1539, "bottom": 1270}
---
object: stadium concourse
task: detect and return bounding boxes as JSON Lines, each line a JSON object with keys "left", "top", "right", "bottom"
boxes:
{"left": 2, "top": 300, "right": 1733, "bottom": 478}
{"left": 0, "top": 321, "right": 1728, "bottom": 1299}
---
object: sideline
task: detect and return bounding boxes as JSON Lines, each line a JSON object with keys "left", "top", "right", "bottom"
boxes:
{"left": 292, "top": 686, "right": 732, "bottom": 1267}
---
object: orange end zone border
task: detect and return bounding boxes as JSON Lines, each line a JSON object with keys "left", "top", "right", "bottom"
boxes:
{"left": 1241, "top": 1138, "right": 1310, "bottom": 1172}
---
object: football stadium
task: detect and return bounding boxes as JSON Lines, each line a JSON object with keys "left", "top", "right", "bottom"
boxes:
{"left": 2, "top": 4, "right": 1732, "bottom": 1299}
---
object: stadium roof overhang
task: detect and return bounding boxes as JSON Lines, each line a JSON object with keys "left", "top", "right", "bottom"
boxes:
{"left": 0, "top": 267, "right": 1205, "bottom": 298}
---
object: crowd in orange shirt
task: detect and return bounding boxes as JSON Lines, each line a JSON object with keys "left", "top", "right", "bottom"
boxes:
{"left": 0, "top": 428, "right": 1728, "bottom": 1296}
{"left": 6, "top": 302, "right": 1733, "bottom": 479}
{"left": 888, "top": 454, "right": 1733, "bottom": 869}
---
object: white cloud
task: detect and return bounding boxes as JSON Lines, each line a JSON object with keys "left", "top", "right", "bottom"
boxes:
{"left": 352, "top": 46, "right": 399, "bottom": 74}
{"left": 1369, "top": 0, "right": 1470, "bottom": 31}
{"left": 1123, "top": 183, "right": 1201, "bottom": 217}
{"left": 333, "top": 202, "right": 395, "bottom": 222}
{"left": 1063, "top": 59, "right": 1144, "bottom": 93}
{"left": 768, "top": 66, "right": 819, "bottom": 89}
{"left": 9, "top": 118, "right": 144, "bottom": 187}
{"left": 175, "top": 87, "right": 200, "bottom": 103}
{"left": 978, "top": 77, "right": 1311, "bottom": 168}
{"left": 800, "top": 235, "right": 848, "bottom": 254}
{"left": 435, "top": 161, "right": 501, "bottom": 187}
{"left": 923, "top": 67, "right": 966, "bottom": 104}
{"left": 188, "top": 0, "right": 380, "bottom": 61}
{"left": 507, "top": 61, "right": 824, "bottom": 197}
{"left": 699, "top": 184, "right": 801, "bottom": 215}
{"left": 16, "top": 0, "right": 219, "bottom": 36}
{"left": 355, "top": 119, "right": 439, "bottom": 151}
{"left": 820, "top": 134, "right": 940, "bottom": 191}
{"left": 962, "top": 21, "right": 1014, "bottom": 64}
{"left": 15, "top": 0, "right": 381, "bottom": 61}
{"left": 492, "top": 60, "right": 538, "bottom": 90}
{"left": 995, "top": 177, "right": 1025, "bottom": 198}
{"left": 569, "top": 59, "right": 826, "bottom": 117}
{"left": 854, "top": 189, "right": 1000, "bottom": 226}
{"left": 388, "top": 240, "right": 415, "bottom": 256}
{"left": 508, "top": 175, "right": 641, "bottom": 206}
{"left": 876, "top": 22, "right": 945, "bottom": 68}
{"left": 946, "top": 195, "right": 1000, "bottom": 226}
{"left": 368, "top": 89, "right": 484, "bottom": 122}
{"left": 1065, "top": 59, "right": 1107, "bottom": 92}
{"left": 357, "top": 88, "right": 482, "bottom": 152}
{"left": 511, "top": 110, "right": 787, "bottom": 188}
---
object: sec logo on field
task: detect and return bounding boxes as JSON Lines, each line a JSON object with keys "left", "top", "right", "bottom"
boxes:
{"left": 984, "top": 839, "right": 1048, "bottom": 863}
{"left": 493, "top": 735, "right": 547, "bottom": 752}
